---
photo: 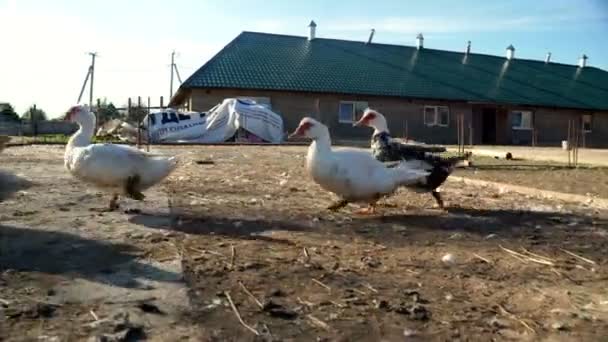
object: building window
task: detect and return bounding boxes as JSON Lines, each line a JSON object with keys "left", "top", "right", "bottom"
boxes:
{"left": 582, "top": 114, "right": 592, "bottom": 132}
{"left": 424, "top": 106, "right": 449, "bottom": 127}
{"left": 339, "top": 101, "right": 368, "bottom": 123}
{"left": 511, "top": 110, "right": 533, "bottom": 130}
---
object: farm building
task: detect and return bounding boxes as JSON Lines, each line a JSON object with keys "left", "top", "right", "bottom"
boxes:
{"left": 170, "top": 22, "right": 608, "bottom": 147}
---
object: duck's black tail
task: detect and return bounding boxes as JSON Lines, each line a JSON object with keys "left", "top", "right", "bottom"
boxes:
{"left": 424, "top": 152, "right": 472, "bottom": 190}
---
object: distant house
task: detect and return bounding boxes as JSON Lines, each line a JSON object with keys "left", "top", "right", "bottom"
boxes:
{"left": 170, "top": 22, "right": 608, "bottom": 147}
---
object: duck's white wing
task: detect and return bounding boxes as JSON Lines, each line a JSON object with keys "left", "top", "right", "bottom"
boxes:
{"left": 321, "top": 149, "right": 397, "bottom": 198}
{"left": 71, "top": 143, "right": 168, "bottom": 186}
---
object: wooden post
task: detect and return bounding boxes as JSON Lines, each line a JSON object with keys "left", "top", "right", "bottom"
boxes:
{"left": 137, "top": 97, "right": 142, "bottom": 149}
{"left": 147, "top": 96, "right": 151, "bottom": 152}
{"left": 574, "top": 119, "right": 580, "bottom": 167}
{"left": 567, "top": 119, "right": 572, "bottom": 167}
{"left": 31, "top": 104, "right": 37, "bottom": 137}
{"left": 160, "top": 96, "right": 164, "bottom": 109}
{"left": 468, "top": 122, "right": 473, "bottom": 147}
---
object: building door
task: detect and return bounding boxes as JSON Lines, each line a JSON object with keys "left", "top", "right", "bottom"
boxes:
{"left": 481, "top": 108, "right": 497, "bottom": 144}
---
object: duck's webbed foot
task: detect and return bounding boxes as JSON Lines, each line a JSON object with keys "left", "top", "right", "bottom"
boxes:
{"left": 327, "top": 199, "right": 349, "bottom": 211}
{"left": 431, "top": 190, "right": 445, "bottom": 209}
{"left": 125, "top": 175, "right": 145, "bottom": 201}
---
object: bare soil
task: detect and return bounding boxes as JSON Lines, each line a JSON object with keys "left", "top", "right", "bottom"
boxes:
{"left": 1, "top": 145, "right": 608, "bottom": 341}
{"left": 454, "top": 155, "right": 608, "bottom": 199}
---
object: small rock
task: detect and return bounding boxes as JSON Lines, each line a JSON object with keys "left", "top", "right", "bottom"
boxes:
{"left": 441, "top": 253, "right": 456, "bottom": 265}
{"left": 279, "top": 179, "right": 288, "bottom": 186}
{"left": 488, "top": 316, "right": 510, "bottom": 329}
{"left": 485, "top": 234, "right": 497, "bottom": 239}
{"left": 269, "top": 288, "right": 286, "bottom": 297}
{"left": 360, "top": 255, "right": 381, "bottom": 268}
{"left": 551, "top": 321, "right": 569, "bottom": 331}
{"left": 403, "top": 328, "right": 418, "bottom": 337}
{"left": 249, "top": 198, "right": 259, "bottom": 204}
{"left": 262, "top": 300, "right": 298, "bottom": 320}
{"left": 444, "top": 293, "right": 454, "bottom": 302}
{"left": 374, "top": 299, "right": 390, "bottom": 310}
{"left": 395, "top": 303, "right": 430, "bottom": 321}
{"left": 264, "top": 194, "right": 272, "bottom": 200}
{"left": 136, "top": 302, "right": 164, "bottom": 315}
{"left": 233, "top": 221, "right": 243, "bottom": 228}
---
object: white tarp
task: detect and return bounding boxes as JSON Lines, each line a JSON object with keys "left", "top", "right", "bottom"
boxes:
{"left": 141, "top": 98, "right": 284, "bottom": 143}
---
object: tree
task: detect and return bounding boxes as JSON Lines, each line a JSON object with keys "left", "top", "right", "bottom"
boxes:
{"left": 96, "top": 98, "right": 123, "bottom": 125}
{"left": 22, "top": 105, "right": 48, "bottom": 121}
{"left": 0, "top": 103, "right": 20, "bottom": 121}
{"left": 125, "top": 102, "right": 148, "bottom": 124}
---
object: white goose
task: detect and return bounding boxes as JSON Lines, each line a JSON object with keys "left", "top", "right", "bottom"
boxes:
{"left": 289, "top": 117, "right": 430, "bottom": 214}
{"left": 64, "top": 105, "right": 178, "bottom": 210}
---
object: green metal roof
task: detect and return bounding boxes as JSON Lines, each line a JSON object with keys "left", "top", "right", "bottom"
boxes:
{"left": 179, "top": 32, "right": 608, "bottom": 111}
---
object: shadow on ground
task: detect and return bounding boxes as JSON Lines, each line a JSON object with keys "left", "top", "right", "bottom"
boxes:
{"left": 130, "top": 212, "right": 311, "bottom": 244}
{"left": 130, "top": 204, "right": 606, "bottom": 247}
{"left": 0, "top": 224, "right": 180, "bottom": 288}
{"left": 0, "top": 170, "right": 33, "bottom": 201}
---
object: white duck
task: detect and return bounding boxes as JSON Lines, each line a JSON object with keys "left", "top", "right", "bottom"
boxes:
{"left": 289, "top": 117, "right": 430, "bottom": 214}
{"left": 64, "top": 104, "right": 178, "bottom": 210}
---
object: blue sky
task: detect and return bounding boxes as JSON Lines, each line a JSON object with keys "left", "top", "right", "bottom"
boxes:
{"left": 1, "top": 0, "right": 607, "bottom": 117}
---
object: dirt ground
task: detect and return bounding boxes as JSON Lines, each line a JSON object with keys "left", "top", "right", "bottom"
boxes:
{"left": 1, "top": 144, "right": 608, "bottom": 341}
{"left": 454, "top": 156, "right": 608, "bottom": 199}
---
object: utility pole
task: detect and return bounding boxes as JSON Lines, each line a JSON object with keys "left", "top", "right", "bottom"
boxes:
{"left": 77, "top": 52, "right": 97, "bottom": 106}
{"left": 169, "top": 50, "right": 175, "bottom": 100}
{"left": 89, "top": 52, "right": 96, "bottom": 108}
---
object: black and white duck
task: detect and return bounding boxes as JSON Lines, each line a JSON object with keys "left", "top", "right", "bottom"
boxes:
{"left": 354, "top": 108, "right": 471, "bottom": 209}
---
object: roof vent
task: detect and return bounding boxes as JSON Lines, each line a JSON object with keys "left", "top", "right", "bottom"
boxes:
{"left": 465, "top": 41, "right": 471, "bottom": 54}
{"left": 506, "top": 44, "right": 515, "bottom": 60}
{"left": 578, "top": 54, "right": 588, "bottom": 68}
{"left": 416, "top": 33, "right": 424, "bottom": 50}
{"left": 367, "top": 28, "right": 375, "bottom": 44}
{"left": 308, "top": 20, "right": 317, "bottom": 41}
{"left": 545, "top": 52, "right": 551, "bottom": 63}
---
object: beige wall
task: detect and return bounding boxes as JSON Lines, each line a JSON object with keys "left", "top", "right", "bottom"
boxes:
{"left": 182, "top": 88, "right": 608, "bottom": 147}
{"left": 186, "top": 88, "right": 472, "bottom": 144}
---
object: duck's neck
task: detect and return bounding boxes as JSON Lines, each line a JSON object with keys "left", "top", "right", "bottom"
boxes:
{"left": 67, "top": 115, "right": 95, "bottom": 151}
{"left": 372, "top": 121, "right": 389, "bottom": 136}
{"left": 312, "top": 134, "right": 332, "bottom": 155}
